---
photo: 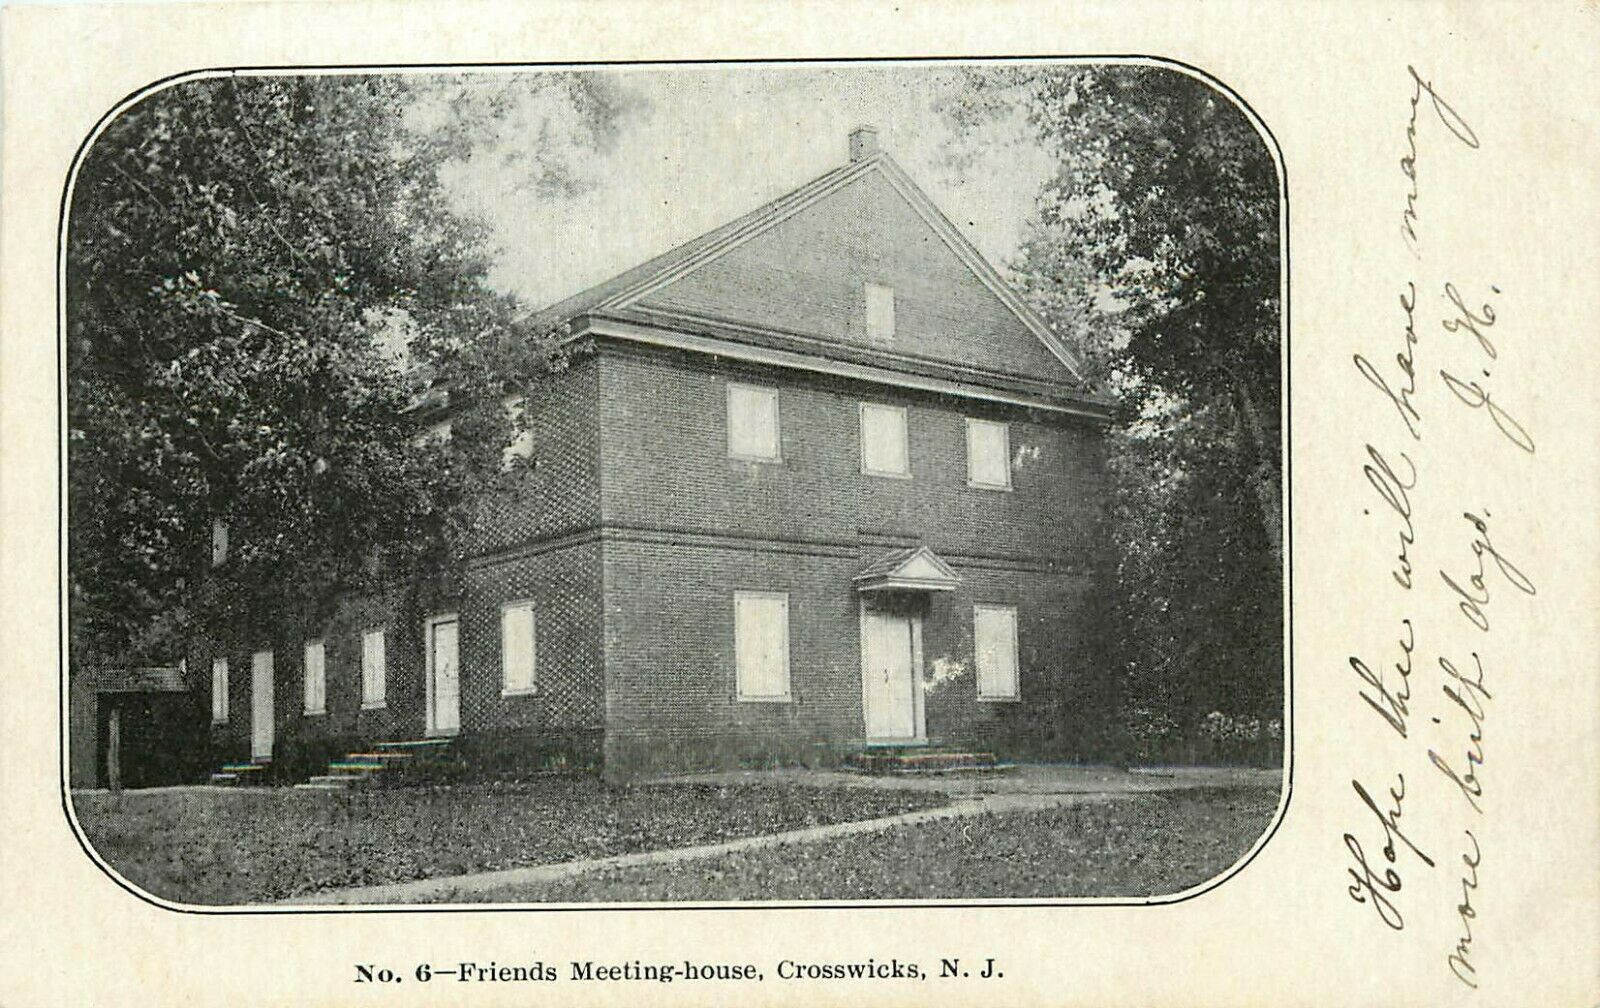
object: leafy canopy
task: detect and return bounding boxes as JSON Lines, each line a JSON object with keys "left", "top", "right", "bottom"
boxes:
{"left": 67, "top": 73, "right": 622, "bottom": 663}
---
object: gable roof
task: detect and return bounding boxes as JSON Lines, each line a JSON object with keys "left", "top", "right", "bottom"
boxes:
{"left": 524, "top": 149, "right": 1088, "bottom": 389}
{"left": 853, "top": 546, "right": 962, "bottom": 593}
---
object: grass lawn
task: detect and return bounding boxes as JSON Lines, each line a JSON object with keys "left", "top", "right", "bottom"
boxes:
{"left": 438, "top": 786, "right": 1278, "bottom": 902}
{"left": 72, "top": 778, "right": 948, "bottom": 905}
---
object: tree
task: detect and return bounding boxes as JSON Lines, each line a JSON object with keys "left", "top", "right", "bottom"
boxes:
{"left": 945, "top": 65, "right": 1284, "bottom": 747}
{"left": 67, "top": 73, "right": 622, "bottom": 666}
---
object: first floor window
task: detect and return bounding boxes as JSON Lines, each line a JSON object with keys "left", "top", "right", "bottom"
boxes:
{"left": 734, "top": 591, "right": 791, "bottom": 701}
{"left": 303, "top": 639, "right": 326, "bottom": 715}
{"left": 361, "top": 628, "right": 387, "bottom": 709}
{"left": 859, "top": 402, "right": 909, "bottom": 477}
{"left": 501, "top": 601, "right": 537, "bottom": 695}
{"left": 974, "top": 604, "right": 1020, "bottom": 700}
{"left": 211, "top": 658, "right": 229, "bottom": 724}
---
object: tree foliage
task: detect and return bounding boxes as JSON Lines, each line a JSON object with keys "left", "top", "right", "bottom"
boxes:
{"left": 67, "top": 73, "right": 621, "bottom": 665}
{"left": 946, "top": 65, "right": 1284, "bottom": 742}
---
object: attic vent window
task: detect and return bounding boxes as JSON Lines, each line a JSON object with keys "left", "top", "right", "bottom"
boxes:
{"left": 864, "top": 283, "right": 895, "bottom": 343}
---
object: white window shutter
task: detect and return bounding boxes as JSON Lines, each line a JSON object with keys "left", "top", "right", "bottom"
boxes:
{"left": 211, "top": 658, "right": 229, "bottom": 723}
{"left": 303, "top": 640, "right": 325, "bottom": 714}
{"left": 966, "top": 419, "right": 1011, "bottom": 488}
{"left": 727, "top": 384, "right": 780, "bottom": 460}
{"left": 362, "top": 629, "right": 386, "bottom": 707}
{"left": 859, "top": 404, "right": 909, "bottom": 476}
{"left": 501, "top": 602, "right": 537, "bottom": 693}
{"left": 735, "top": 592, "right": 790, "bottom": 700}
{"left": 864, "top": 283, "right": 895, "bottom": 342}
{"left": 975, "top": 605, "right": 1020, "bottom": 699}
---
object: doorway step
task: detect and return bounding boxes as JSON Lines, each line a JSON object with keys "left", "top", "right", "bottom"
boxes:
{"left": 842, "top": 749, "right": 1013, "bottom": 774}
{"left": 292, "top": 737, "right": 457, "bottom": 791}
{"left": 208, "top": 755, "right": 271, "bottom": 786}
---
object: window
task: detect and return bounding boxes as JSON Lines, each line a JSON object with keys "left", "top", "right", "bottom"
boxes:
{"left": 734, "top": 591, "right": 790, "bottom": 701}
{"left": 502, "top": 396, "right": 534, "bottom": 469}
{"left": 727, "top": 383, "right": 781, "bottom": 461}
{"left": 361, "top": 628, "right": 387, "bottom": 709}
{"left": 211, "top": 658, "right": 229, "bottom": 724}
{"left": 974, "top": 605, "right": 1020, "bottom": 700}
{"left": 210, "top": 519, "right": 229, "bottom": 567}
{"left": 966, "top": 418, "right": 1012, "bottom": 489}
{"left": 501, "top": 601, "right": 537, "bottom": 695}
{"left": 859, "top": 403, "right": 909, "bottom": 477}
{"left": 302, "top": 640, "right": 326, "bottom": 715}
{"left": 864, "top": 283, "right": 895, "bottom": 342}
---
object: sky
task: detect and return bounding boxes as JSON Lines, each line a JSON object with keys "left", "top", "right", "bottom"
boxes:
{"left": 424, "top": 65, "right": 1057, "bottom": 311}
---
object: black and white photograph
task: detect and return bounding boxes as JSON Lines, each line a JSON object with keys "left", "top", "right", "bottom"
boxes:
{"left": 63, "top": 61, "right": 1286, "bottom": 908}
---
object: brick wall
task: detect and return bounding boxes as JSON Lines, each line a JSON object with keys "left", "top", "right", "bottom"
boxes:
{"left": 187, "top": 583, "right": 435, "bottom": 770}
{"left": 599, "top": 536, "right": 1096, "bottom": 774}
{"left": 595, "top": 343, "right": 1106, "bottom": 566}
{"left": 459, "top": 539, "right": 605, "bottom": 744}
{"left": 467, "top": 354, "right": 601, "bottom": 557}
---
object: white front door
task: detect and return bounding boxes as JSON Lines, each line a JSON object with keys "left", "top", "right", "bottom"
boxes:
{"left": 862, "top": 608, "right": 920, "bottom": 740}
{"left": 250, "top": 650, "right": 274, "bottom": 760}
{"left": 427, "top": 616, "right": 460, "bottom": 736}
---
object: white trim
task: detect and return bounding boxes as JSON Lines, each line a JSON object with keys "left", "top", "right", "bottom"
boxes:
{"left": 600, "top": 158, "right": 877, "bottom": 310}
{"left": 965, "top": 417, "right": 1013, "bottom": 491}
{"left": 858, "top": 402, "right": 910, "bottom": 478}
{"left": 725, "top": 381, "right": 783, "bottom": 462}
{"left": 733, "top": 590, "right": 792, "bottom": 702}
{"left": 424, "top": 612, "right": 461, "bottom": 738}
{"left": 871, "top": 155, "right": 1086, "bottom": 381}
{"left": 576, "top": 317, "right": 1113, "bottom": 421}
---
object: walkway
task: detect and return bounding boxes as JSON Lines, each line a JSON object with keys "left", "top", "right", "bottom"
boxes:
{"left": 284, "top": 763, "right": 1280, "bottom": 905}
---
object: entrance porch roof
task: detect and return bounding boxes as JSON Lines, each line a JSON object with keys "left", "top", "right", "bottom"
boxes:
{"left": 853, "top": 546, "right": 961, "bottom": 593}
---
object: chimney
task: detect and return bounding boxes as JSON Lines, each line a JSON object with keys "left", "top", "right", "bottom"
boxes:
{"left": 848, "top": 124, "right": 880, "bottom": 162}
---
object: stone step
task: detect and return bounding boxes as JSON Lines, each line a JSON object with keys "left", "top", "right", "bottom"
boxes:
{"left": 372, "top": 738, "right": 455, "bottom": 753}
{"left": 344, "top": 752, "right": 413, "bottom": 761}
{"left": 293, "top": 782, "right": 350, "bottom": 791}
{"left": 843, "top": 750, "right": 1006, "bottom": 774}
{"left": 305, "top": 775, "right": 358, "bottom": 787}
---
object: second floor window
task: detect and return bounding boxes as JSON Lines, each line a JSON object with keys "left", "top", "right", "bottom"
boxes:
{"left": 727, "top": 383, "right": 780, "bottom": 461}
{"left": 966, "top": 418, "right": 1012, "bottom": 489}
{"left": 859, "top": 402, "right": 909, "bottom": 477}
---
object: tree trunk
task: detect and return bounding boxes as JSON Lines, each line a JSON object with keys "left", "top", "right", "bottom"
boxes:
{"left": 106, "top": 704, "right": 122, "bottom": 801}
{"left": 1227, "top": 375, "right": 1283, "bottom": 567}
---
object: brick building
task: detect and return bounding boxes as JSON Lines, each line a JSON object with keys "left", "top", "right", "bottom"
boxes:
{"left": 191, "top": 127, "right": 1115, "bottom": 778}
